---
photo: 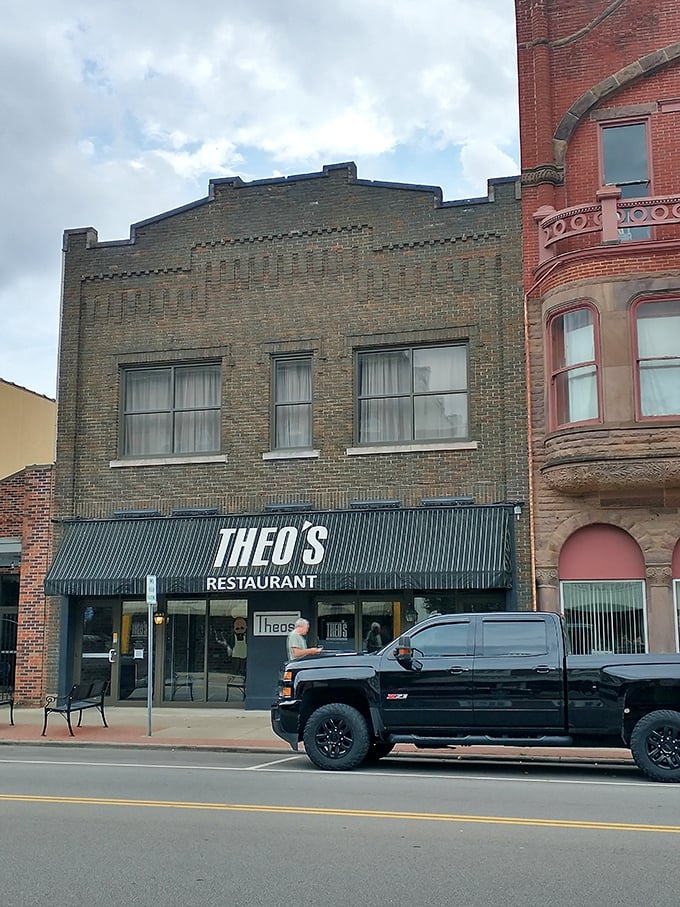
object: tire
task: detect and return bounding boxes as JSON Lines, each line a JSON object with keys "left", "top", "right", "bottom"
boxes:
{"left": 302, "top": 703, "right": 370, "bottom": 771}
{"left": 364, "top": 742, "right": 395, "bottom": 762}
{"left": 630, "top": 709, "right": 680, "bottom": 782}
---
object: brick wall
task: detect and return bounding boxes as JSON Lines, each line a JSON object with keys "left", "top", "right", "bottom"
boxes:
{"left": 55, "top": 163, "right": 531, "bottom": 606}
{"left": 0, "top": 465, "right": 54, "bottom": 704}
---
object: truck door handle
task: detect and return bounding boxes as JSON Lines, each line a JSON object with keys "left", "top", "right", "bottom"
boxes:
{"left": 534, "top": 665, "right": 552, "bottom": 673}
{"left": 448, "top": 667, "right": 471, "bottom": 674}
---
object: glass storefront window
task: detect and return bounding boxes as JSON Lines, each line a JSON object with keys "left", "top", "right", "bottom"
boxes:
{"left": 208, "top": 600, "right": 248, "bottom": 703}
{"left": 412, "top": 591, "right": 506, "bottom": 625}
{"left": 165, "top": 600, "right": 207, "bottom": 701}
{"left": 316, "top": 598, "right": 399, "bottom": 652}
{"left": 161, "top": 599, "right": 248, "bottom": 703}
{"left": 120, "top": 601, "right": 149, "bottom": 700}
{"left": 317, "top": 600, "right": 355, "bottom": 652}
{"left": 361, "top": 601, "right": 396, "bottom": 651}
{"left": 561, "top": 581, "right": 646, "bottom": 654}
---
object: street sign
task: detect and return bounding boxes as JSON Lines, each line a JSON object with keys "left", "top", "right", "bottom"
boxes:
{"left": 146, "top": 574, "right": 157, "bottom": 606}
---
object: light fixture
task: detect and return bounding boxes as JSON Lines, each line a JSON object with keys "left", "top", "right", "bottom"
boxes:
{"left": 513, "top": 503, "right": 523, "bottom": 520}
{"left": 153, "top": 612, "right": 166, "bottom": 626}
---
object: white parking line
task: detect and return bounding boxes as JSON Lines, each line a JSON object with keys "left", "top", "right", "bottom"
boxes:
{"left": 249, "top": 755, "right": 302, "bottom": 769}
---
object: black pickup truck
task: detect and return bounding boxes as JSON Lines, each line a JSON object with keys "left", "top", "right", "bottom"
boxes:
{"left": 271, "top": 610, "right": 680, "bottom": 781}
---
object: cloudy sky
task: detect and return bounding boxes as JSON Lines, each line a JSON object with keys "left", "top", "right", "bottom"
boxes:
{"left": 2, "top": 0, "right": 519, "bottom": 399}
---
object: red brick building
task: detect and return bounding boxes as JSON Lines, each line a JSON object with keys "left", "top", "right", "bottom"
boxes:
{"left": 0, "top": 464, "right": 54, "bottom": 704}
{"left": 516, "top": 1, "right": 680, "bottom": 651}
{"left": 46, "top": 163, "right": 529, "bottom": 708}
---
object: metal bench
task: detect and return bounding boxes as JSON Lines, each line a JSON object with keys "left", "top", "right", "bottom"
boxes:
{"left": 42, "top": 680, "right": 109, "bottom": 737}
{"left": 226, "top": 672, "right": 246, "bottom": 701}
{"left": 167, "top": 673, "right": 194, "bottom": 701}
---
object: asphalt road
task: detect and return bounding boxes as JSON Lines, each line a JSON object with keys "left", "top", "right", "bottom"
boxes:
{"left": 1, "top": 745, "right": 679, "bottom": 907}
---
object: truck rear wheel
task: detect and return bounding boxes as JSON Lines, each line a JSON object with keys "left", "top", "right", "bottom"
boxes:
{"left": 303, "top": 703, "right": 370, "bottom": 770}
{"left": 630, "top": 709, "right": 680, "bottom": 782}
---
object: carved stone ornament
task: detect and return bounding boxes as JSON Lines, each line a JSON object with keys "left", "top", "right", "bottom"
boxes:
{"left": 646, "top": 565, "right": 672, "bottom": 586}
{"left": 535, "top": 568, "right": 559, "bottom": 586}
{"left": 542, "top": 457, "right": 680, "bottom": 493}
{"left": 521, "top": 164, "right": 564, "bottom": 187}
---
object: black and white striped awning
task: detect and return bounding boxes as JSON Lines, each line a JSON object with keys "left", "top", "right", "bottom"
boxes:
{"left": 45, "top": 505, "right": 513, "bottom": 597}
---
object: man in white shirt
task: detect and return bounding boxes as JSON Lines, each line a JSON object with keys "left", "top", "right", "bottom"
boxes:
{"left": 287, "top": 618, "right": 322, "bottom": 660}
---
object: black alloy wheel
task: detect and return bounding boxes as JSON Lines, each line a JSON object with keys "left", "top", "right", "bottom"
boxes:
{"left": 630, "top": 709, "right": 680, "bottom": 782}
{"left": 302, "top": 703, "right": 370, "bottom": 771}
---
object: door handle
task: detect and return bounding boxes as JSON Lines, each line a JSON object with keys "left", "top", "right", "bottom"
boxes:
{"left": 448, "top": 667, "right": 471, "bottom": 674}
{"left": 533, "top": 665, "right": 552, "bottom": 673}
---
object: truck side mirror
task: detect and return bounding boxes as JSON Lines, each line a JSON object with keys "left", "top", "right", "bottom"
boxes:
{"left": 394, "top": 636, "right": 414, "bottom": 668}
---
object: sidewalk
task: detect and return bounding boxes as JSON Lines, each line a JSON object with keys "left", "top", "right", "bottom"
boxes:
{"left": 0, "top": 704, "right": 634, "bottom": 767}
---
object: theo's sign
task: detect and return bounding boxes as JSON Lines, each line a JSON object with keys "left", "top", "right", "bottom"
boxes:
{"left": 253, "top": 611, "right": 301, "bottom": 636}
{"left": 212, "top": 521, "right": 328, "bottom": 568}
{"left": 206, "top": 520, "right": 329, "bottom": 593}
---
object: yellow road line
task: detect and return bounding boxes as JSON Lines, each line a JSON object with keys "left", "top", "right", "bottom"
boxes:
{"left": 1, "top": 794, "right": 679, "bottom": 833}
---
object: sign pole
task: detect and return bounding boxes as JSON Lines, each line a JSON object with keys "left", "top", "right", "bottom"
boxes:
{"left": 145, "top": 575, "right": 157, "bottom": 737}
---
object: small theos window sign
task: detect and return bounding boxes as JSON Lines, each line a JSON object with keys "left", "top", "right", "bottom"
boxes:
{"left": 253, "top": 611, "right": 301, "bottom": 636}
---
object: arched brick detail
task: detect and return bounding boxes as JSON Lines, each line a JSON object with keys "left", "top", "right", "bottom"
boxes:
{"left": 553, "top": 41, "right": 680, "bottom": 164}
{"left": 540, "top": 509, "right": 647, "bottom": 563}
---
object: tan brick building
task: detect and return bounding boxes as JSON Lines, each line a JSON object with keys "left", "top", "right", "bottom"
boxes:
{"left": 47, "top": 163, "right": 529, "bottom": 708}
{"left": 516, "top": 0, "right": 680, "bottom": 652}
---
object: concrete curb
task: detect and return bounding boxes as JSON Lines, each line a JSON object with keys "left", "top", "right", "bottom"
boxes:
{"left": 0, "top": 737, "right": 635, "bottom": 767}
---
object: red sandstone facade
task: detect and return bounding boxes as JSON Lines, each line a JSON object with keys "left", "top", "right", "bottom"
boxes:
{"left": 516, "top": 0, "right": 680, "bottom": 651}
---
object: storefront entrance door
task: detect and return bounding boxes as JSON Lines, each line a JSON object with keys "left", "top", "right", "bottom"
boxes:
{"left": 80, "top": 602, "right": 115, "bottom": 690}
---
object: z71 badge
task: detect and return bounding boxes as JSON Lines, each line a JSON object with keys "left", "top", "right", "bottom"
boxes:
{"left": 386, "top": 693, "right": 408, "bottom": 700}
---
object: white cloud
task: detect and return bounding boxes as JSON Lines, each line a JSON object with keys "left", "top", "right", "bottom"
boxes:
{"left": 1, "top": 0, "right": 518, "bottom": 397}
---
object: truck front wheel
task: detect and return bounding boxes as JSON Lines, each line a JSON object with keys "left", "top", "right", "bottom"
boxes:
{"left": 630, "top": 709, "right": 680, "bottom": 782}
{"left": 303, "top": 703, "right": 370, "bottom": 770}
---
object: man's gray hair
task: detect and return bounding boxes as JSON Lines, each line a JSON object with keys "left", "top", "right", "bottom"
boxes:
{"left": 295, "top": 618, "right": 309, "bottom": 628}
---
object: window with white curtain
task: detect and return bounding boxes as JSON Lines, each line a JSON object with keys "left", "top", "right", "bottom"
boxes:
{"left": 122, "top": 364, "right": 221, "bottom": 456}
{"left": 550, "top": 306, "right": 599, "bottom": 427}
{"left": 561, "top": 580, "right": 646, "bottom": 654}
{"left": 636, "top": 299, "right": 680, "bottom": 417}
{"left": 272, "top": 357, "right": 312, "bottom": 449}
{"left": 357, "top": 344, "right": 468, "bottom": 444}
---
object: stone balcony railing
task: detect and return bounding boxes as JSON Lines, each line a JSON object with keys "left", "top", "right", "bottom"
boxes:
{"left": 534, "top": 187, "right": 680, "bottom": 265}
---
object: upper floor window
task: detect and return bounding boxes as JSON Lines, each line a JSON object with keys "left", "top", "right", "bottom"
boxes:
{"left": 635, "top": 299, "right": 680, "bottom": 417}
{"left": 122, "top": 364, "right": 221, "bottom": 456}
{"left": 272, "top": 357, "right": 312, "bottom": 449}
{"left": 549, "top": 306, "right": 599, "bottom": 427}
{"left": 600, "top": 120, "right": 650, "bottom": 239}
{"left": 357, "top": 344, "right": 468, "bottom": 444}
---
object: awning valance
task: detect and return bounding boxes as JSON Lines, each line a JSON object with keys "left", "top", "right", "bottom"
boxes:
{"left": 44, "top": 505, "right": 513, "bottom": 597}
